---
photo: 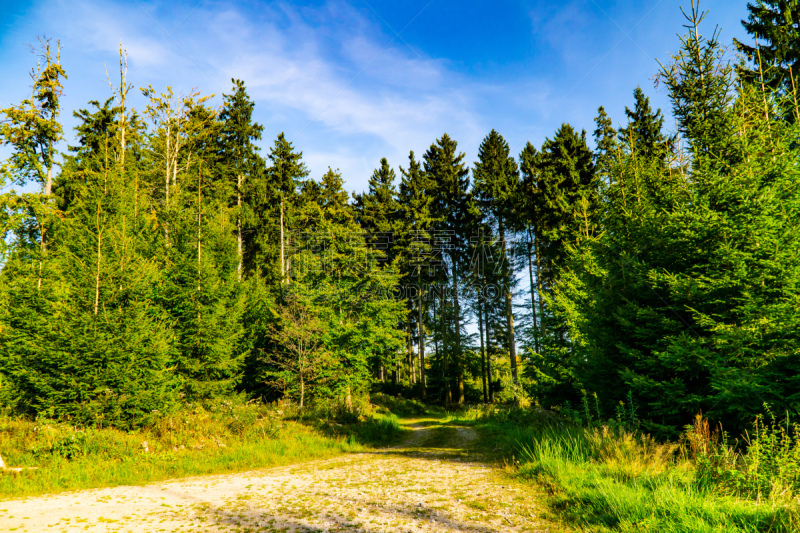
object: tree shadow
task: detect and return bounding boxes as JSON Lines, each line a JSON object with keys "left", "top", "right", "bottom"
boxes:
{"left": 199, "top": 487, "right": 511, "bottom": 533}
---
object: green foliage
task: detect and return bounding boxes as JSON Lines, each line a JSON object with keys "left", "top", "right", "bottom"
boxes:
{"left": 735, "top": 0, "right": 800, "bottom": 97}
{"left": 548, "top": 6, "right": 800, "bottom": 438}
{"left": 0, "top": 399, "right": 360, "bottom": 499}
{"left": 472, "top": 406, "right": 800, "bottom": 532}
{"left": 688, "top": 409, "right": 800, "bottom": 503}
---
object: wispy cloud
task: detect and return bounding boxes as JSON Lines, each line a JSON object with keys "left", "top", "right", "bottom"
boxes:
{"left": 31, "top": 0, "right": 491, "bottom": 190}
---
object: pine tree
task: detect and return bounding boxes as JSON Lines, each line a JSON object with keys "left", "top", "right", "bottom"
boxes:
{"left": 424, "top": 134, "right": 471, "bottom": 405}
{"left": 245, "top": 133, "right": 308, "bottom": 284}
{"left": 218, "top": 79, "right": 263, "bottom": 281}
{"left": 559, "top": 4, "right": 800, "bottom": 437}
{"left": 593, "top": 106, "right": 619, "bottom": 185}
{"left": 659, "top": 3, "right": 738, "bottom": 167}
{"left": 735, "top": 0, "right": 800, "bottom": 96}
{"left": 618, "top": 88, "right": 673, "bottom": 165}
{"left": 354, "top": 157, "right": 399, "bottom": 236}
{"left": 473, "top": 129, "right": 521, "bottom": 389}
{"left": 0, "top": 97, "right": 179, "bottom": 428}
{"left": 396, "top": 151, "right": 437, "bottom": 391}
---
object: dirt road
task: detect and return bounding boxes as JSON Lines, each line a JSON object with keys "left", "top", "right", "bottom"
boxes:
{"left": 0, "top": 418, "right": 563, "bottom": 532}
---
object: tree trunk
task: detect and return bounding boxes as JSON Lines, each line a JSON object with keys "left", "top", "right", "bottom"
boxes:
{"left": 527, "top": 229, "right": 539, "bottom": 353}
{"left": 535, "top": 235, "right": 546, "bottom": 337}
{"left": 164, "top": 127, "right": 171, "bottom": 245}
{"left": 440, "top": 292, "right": 450, "bottom": 407}
{"left": 94, "top": 210, "right": 102, "bottom": 316}
{"left": 417, "top": 281, "right": 426, "bottom": 395}
{"left": 198, "top": 163, "right": 203, "bottom": 292}
{"left": 237, "top": 173, "right": 242, "bottom": 281}
{"left": 300, "top": 376, "right": 305, "bottom": 408}
{"left": 500, "top": 221, "right": 518, "bottom": 387}
{"left": 451, "top": 261, "right": 463, "bottom": 405}
{"left": 280, "top": 197, "right": 285, "bottom": 284}
{"left": 478, "top": 299, "right": 487, "bottom": 403}
{"left": 407, "top": 321, "right": 414, "bottom": 384}
{"left": 486, "top": 312, "right": 494, "bottom": 403}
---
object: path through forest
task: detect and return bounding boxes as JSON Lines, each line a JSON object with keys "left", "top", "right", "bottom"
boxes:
{"left": 0, "top": 417, "right": 565, "bottom": 532}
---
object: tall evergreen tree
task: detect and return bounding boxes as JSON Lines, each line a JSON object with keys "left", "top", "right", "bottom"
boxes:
{"left": 592, "top": 106, "right": 619, "bottom": 185}
{"left": 660, "top": 3, "right": 738, "bottom": 166}
{"left": 473, "top": 129, "right": 521, "bottom": 389}
{"left": 218, "top": 79, "right": 263, "bottom": 281}
{"left": 424, "top": 134, "right": 471, "bottom": 405}
{"left": 618, "top": 88, "right": 673, "bottom": 164}
{"left": 244, "top": 133, "right": 308, "bottom": 284}
{"left": 735, "top": 0, "right": 800, "bottom": 96}
{"left": 396, "top": 151, "right": 437, "bottom": 391}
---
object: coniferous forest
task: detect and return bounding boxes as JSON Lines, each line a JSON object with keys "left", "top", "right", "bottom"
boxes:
{"left": 2, "top": 1, "right": 800, "bottom": 441}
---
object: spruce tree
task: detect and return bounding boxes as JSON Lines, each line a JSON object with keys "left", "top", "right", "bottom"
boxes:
{"left": 424, "top": 134, "right": 471, "bottom": 405}
{"left": 660, "top": 3, "right": 738, "bottom": 166}
{"left": 559, "top": 5, "right": 800, "bottom": 437}
{"left": 396, "top": 151, "right": 437, "bottom": 391}
{"left": 245, "top": 133, "right": 308, "bottom": 284}
{"left": 0, "top": 98, "right": 179, "bottom": 427}
{"left": 593, "top": 106, "right": 619, "bottom": 185}
{"left": 473, "top": 129, "right": 521, "bottom": 389}
{"left": 218, "top": 79, "right": 263, "bottom": 281}
{"left": 618, "top": 88, "right": 673, "bottom": 165}
{"left": 735, "top": 0, "right": 800, "bottom": 96}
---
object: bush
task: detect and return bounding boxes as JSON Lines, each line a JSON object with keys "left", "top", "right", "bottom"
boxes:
{"left": 689, "top": 409, "right": 800, "bottom": 503}
{"left": 472, "top": 405, "right": 800, "bottom": 532}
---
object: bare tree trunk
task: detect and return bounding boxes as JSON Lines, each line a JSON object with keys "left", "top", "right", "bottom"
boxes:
{"left": 440, "top": 293, "right": 450, "bottom": 407}
{"left": 500, "top": 221, "right": 518, "bottom": 387}
{"left": 164, "top": 127, "right": 171, "bottom": 245}
{"left": 407, "top": 321, "right": 415, "bottom": 384}
{"left": 94, "top": 210, "right": 102, "bottom": 316}
{"left": 417, "top": 282, "right": 426, "bottom": 395}
{"left": 535, "top": 236, "right": 546, "bottom": 337}
{"left": 198, "top": 163, "right": 203, "bottom": 292}
{"left": 486, "top": 312, "right": 494, "bottom": 403}
{"left": 45, "top": 165, "right": 52, "bottom": 196}
{"left": 300, "top": 375, "right": 305, "bottom": 408}
{"left": 280, "top": 197, "right": 285, "bottom": 283}
{"left": 478, "top": 299, "right": 487, "bottom": 403}
{"left": 451, "top": 261, "right": 464, "bottom": 405}
{"left": 38, "top": 161, "right": 52, "bottom": 291}
{"left": 527, "top": 229, "right": 539, "bottom": 353}
{"left": 237, "top": 173, "right": 243, "bottom": 281}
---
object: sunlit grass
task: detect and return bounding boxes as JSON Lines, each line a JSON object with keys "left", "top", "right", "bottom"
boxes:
{"left": 472, "top": 406, "right": 800, "bottom": 532}
{"left": 0, "top": 398, "right": 382, "bottom": 499}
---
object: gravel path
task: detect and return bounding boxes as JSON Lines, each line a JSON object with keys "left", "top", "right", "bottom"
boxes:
{"left": 0, "top": 420, "right": 563, "bottom": 532}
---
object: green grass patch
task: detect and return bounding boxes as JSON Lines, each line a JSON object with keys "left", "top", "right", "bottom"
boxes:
{"left": 470, "top": 406, "right": 800, "bottom": 532}
{"left": 0, "top": 399, "right": 362, "bottom": 500}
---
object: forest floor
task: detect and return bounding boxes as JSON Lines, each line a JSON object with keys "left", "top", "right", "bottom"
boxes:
{"left": 0, "top": 415, "right": 568, "bottom": 532}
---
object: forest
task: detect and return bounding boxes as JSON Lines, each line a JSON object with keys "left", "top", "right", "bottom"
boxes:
{"left": 1, "top": 0, "right": 799, "bottom": 446}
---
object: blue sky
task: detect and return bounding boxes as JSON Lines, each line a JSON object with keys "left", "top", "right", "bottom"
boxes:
{"left": 1, "top": 0, "right": 749, "bottom": 196}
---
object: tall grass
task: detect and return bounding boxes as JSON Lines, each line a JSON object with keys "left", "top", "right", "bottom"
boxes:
{"left": 472, "top": 405, "right": 800, "bottom": 532}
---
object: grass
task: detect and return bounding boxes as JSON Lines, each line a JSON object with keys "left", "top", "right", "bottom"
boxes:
{"left": 463, "top": 405, "right": 800, "bottom": 532}
{"left": 0, "top": 395, "right": 411, "bottom": 500}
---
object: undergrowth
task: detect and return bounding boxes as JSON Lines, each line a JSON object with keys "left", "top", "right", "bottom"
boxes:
{"left": 0, "top": 393, "right": 409, "bottom": 499}
{"left": 469, "top": 403, "right": 800, "bottom": 532}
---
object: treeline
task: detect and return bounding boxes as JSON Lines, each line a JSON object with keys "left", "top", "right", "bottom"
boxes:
{"left": 1, "top": 2, "right": 799, "bottom": 437}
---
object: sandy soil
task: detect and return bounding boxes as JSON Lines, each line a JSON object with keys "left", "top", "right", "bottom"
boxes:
{"left": 0, "top": 421, "right": 563, "bottom": 532}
